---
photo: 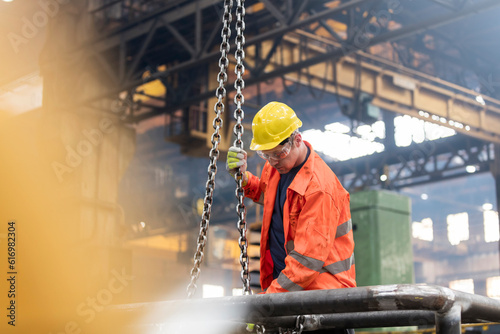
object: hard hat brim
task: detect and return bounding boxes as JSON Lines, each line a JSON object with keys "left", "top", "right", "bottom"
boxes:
{"left": 249, "top": 139, "right": 279, "bottom": 151}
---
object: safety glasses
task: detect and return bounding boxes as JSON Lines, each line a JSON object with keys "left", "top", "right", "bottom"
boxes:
{"left": 256, "top": 137, "right": 293, "bottom": 161}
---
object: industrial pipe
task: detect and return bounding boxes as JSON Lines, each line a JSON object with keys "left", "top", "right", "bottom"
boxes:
{"left": 99, "top": 284, "right": 500, "bottom": 334}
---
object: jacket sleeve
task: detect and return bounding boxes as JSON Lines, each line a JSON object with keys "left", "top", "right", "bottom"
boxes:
{"left": 244, "top": 163, "right": 272, "bottom": 203}
{"left": 243, "top": 171, "right": 262, "bottom": 203}
{"left": 265, "top": 190, "right": 338, "bottom": 293}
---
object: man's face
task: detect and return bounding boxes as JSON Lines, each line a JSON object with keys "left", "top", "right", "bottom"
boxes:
{"left": 258, "top": 134, "right": 301, "bottom": 174}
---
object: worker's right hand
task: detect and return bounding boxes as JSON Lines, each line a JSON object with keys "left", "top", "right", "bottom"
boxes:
{"left": 226, "top": 146, "right": 247, "bottom": 177}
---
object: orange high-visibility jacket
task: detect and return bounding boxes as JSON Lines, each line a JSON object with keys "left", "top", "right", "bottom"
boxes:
{"left": 244, "top": 141, "right": 356, "bottom": 293}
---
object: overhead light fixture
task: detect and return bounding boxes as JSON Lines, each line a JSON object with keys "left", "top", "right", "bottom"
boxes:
{"left": 421, "top": 193, "right": 429, "bottom": 200}
{"left": 465, "top": 165, "right": 476, "bottom": 173}
{"left": 418, "top": 110, "right": 430, "bottom": 118}
{"left": 476, "top": 95, "right": 486, "bottom": 106}
{"left": 482, "top": 203, "right": 493, "bottom": 211}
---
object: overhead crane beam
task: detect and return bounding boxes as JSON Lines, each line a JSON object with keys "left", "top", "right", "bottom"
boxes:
{"left": 67, "top": 0, "right": 500, "bottom": 185}
{"left": 268, "top": 39, "right": 500, "bottom": 144}
{"left": 109, "top": 0, "right": 500, "bottom": 146}
{"left": 74, "top": 0, "right": 500, "bottom": 114}
{"left": 137, "top": 29, "right": 500, "bottom": 149}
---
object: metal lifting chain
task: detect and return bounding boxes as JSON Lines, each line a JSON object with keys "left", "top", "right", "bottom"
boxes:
{"left": 279, "top": 316, "right": 305, "bottom": 334}
{"left": 232, "top": 0, "right": 250, "bottom": 295}
{"left": 186, "top": 0, "right": 233, "bottom": 298}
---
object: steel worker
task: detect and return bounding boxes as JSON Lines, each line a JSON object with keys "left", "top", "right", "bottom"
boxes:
{"left": 227, "top": 101, "right": 356, "bottom": 294}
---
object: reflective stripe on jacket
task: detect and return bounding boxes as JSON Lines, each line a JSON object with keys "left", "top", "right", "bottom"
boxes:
{"left": 244, "top": 141, "right": 356, "bottom": 293}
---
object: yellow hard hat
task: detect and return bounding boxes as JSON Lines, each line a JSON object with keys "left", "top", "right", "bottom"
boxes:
{"left": 250, "top": 102, "right": 302, "bottom": 151}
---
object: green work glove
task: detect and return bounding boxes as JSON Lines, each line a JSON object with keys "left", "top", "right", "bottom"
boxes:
{"left": 246, "top": 323, "right": 265, "bottom": 333}
{"left": 227, "top": 146, "right": 247, "bottom": 177}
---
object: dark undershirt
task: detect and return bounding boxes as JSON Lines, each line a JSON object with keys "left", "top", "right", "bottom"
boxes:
{"left": 269, "top": 146, "right": 311, "bottom": 279}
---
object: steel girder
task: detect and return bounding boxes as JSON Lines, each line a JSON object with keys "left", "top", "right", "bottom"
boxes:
{"left": 77, "top": 0, "right": 500, "bottom": 119}
{"left": 331, "top": 135, "right": 494, "bottom": 192}
{"left": 59, "top": 0, "right": 500, "bottom": 192}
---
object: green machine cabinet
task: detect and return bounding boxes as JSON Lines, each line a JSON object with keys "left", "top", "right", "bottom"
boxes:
{"left": 351, "top": 190, "right": 415, "bottom": 286}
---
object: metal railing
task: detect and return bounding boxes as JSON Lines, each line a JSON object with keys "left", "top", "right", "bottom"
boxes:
{"left": 103, "top": 284, "right": 500, "bottom": 333}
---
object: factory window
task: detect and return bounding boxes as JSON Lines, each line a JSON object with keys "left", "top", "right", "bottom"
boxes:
{"left": 486, "top": 277, "right": 500, "bottom": 299}
{"left": 449, "top": 279, "right": 474, "bottom": 294}
{"left": 412, "top": 218, "right": 433, "bottom": 241}
{"left": 302, "top": 122, "right": 385, "bottom": 161}
{"left": 202, "top": 284, "right": 224, "bottom": 298}
{"left": 447, "top": 212, "right": 469, "bottom": 245}
{"left": 484, "top": 210, "right": 499, "bottom": 243}
{"left": 394, "top": 115, "right": 456, "bottom": 147}
{"left": 303, "top": 116, "right": 456, "bottom": 161}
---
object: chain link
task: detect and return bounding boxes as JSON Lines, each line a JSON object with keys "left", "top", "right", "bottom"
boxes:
{"left": 187, "top": 0, "right": 233, "bottom": 298}
{"left": 256, "top": 324, "right": 266, "bottom": 334}
{"left": 295, "top": 315, "right": 304, "bottom": 334}
{"left": 232, "top": 0, "right": 250, "bottom": 295}
{"left": 278, "top": 316, "right": 304, "bottom": 334}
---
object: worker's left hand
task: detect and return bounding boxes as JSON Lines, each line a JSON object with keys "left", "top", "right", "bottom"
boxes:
{"left": 226, "top": 146, "right": 247, "bottom": 177}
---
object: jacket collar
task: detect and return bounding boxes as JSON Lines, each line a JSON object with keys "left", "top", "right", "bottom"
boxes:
{"left": 287, "top": 141, "right": 316, "bottom": 196}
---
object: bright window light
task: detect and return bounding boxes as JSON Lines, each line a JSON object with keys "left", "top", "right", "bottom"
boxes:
{"left": 325, "top": 122, "right": 350, "bottom": 133}
{"left": 302, "top": 121, "right": 385, "bottom": 161}
{"left": 449, "top": 279, "right": 474, "bottom": 294}
{"left": 304, "top": 115, "right": 456, "bottom": 161}
{"left": 394, "top": 115, "right": 456, "bottom": 147}
{"left": 447, "top": 212, "right": 469, "bottom": 245}
{"left": 202, "top": 284, "right": 224, "bottom": 298}
{"left": 487, "top": 277, "right": 500, "bottom": 299}
{"left": 412, "top": 218, "right": 433, "bottom": 241}
{"left": 484, "top": 210, "right": 499, "bottom": 243}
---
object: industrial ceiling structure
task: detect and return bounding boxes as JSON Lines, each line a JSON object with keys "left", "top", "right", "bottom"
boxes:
{"left": 3, "top": 2, "right": 500, "bottom": 328}
{"left": 77, "top": 0, "right": 500, "bottom": 129}
{"left": 49, "top": 0, "right": 499, "bottom": 196}
{"left": 2, "top": 0, "right": 499, "bottom": 229}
